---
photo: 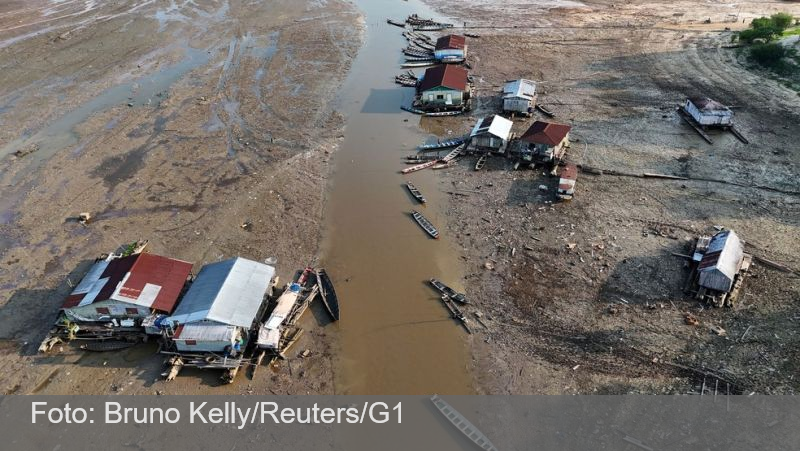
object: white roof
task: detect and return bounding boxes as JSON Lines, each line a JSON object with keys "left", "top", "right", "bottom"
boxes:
{"left": 167, "top": 257, "right": 275, "bottom": 328}
{"left": 470, "top": 115, "right": 513, "bottom": 140}
{"left": 174, "top": 323, "right": 237, "bottom": 342}
{"left": 503, "top": 79, "right": 536, "bottom": 100}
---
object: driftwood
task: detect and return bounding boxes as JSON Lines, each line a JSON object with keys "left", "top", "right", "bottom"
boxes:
{"left": 753, "top": 255, "right": 798, "bottom": 275}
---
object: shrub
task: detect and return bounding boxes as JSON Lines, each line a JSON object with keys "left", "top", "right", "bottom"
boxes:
{"left": 740, "top": 27, "right": 778, "bottom": 43}
{"left": 750, "top": 43, "right": 787, "bottom": 67}
{"left": 771, "top": 13, "right": 794, "bottom": 31}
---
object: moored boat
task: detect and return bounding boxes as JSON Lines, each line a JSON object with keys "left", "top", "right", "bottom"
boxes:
{"left": 315, "top": 269, "right": 340, "bottom": 321}
{"left": 406, "top": 182, "right": 427, "bottom": 203}
{"left": 429, "top": 278, "right": 468, "bottom": 304}
{"left": 411, "top": 210, "right": 439, "bottom": 239}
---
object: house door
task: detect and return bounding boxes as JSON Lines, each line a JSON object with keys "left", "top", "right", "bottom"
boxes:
{"left": 445, "top": 93, "right": 452, "bottom": 105}
{"left": 428, "top": 94, "right": 434, "bottom": 102}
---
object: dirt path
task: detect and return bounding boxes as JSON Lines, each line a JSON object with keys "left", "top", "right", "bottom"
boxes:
{"left": 0, "top": 0, "right": 362, "bottom": 395}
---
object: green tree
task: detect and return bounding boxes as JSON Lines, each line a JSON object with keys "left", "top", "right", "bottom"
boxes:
{"left": 750, "top": 43, "right": 786, "bottom": 67}
{"left": 771, "top": 13, "right": 794, "bottom": 31}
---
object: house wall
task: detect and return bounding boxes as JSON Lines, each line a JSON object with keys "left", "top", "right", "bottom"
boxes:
{"left": 173, "top": 326, "right": 240, "bottom": 353}
{"left": 503, "top": 97, "right": 532, "bottom": 113}
{"left": 65, "top": 299, "right": 150, "bottom": 321}
{"left": 685, "top": 100, "right": 733, "bottom": 126}
{"left": 473, "top": 134, "right": 505, "bottom": 150}
{"left": 523, "top": 134, "right": 570, "bottom": 162}
{"left": 420, "top": 88, "right": 463, "bottom": 106}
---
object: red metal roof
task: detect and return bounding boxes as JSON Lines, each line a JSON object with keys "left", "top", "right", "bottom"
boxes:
{"left": 113, "top": 253, "right": 193, "bottom": 313}
{"left": 435, "top": 34, "right": 466, "bottom": 50}
{"left": 559, "top": 163, "right": 578, "bottom": 181}
{"left": 418, "top": 65, "right": 468, "bottom": 92}
{"left": 520, "top": 121, "right": 572, "bottom": 146}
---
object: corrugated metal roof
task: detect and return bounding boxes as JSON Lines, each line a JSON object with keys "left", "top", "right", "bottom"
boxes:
{"left": 62, "top": 255, "right": 138, "bottom": 309}
{"left": 470, "top": 115, "right": 513, "bottom": 140}
{"left": 110, "top": 253, "right": 193, "bottom": 313}
{"left": 167, "top": 257, "right": 275, "bottom": 328}
{"left": 173, "top": 323, "right": 237, "bottom": 342}
{"left": 698, "top": 230, "right": 744, "bottom": 292}
{"left": 520, "top": 121, "right": 571, "bottom": 146}
{"left": 435, "top": 34, "right": 466, "bottom": 50}
{"left": 503, "top": 79, "right": 536, "bottom": 100}
{"left": 418, "top": 65, "right": 468, "bottom": 92}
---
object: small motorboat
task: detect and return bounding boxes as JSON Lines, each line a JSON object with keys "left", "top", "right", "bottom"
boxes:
{"left": 411, "top": 210, "right": 439, "bottom": 239}
{"left": 406, "top": 182, "right": 427, "bottom": 203}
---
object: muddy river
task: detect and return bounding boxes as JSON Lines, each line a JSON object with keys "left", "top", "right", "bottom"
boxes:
{"left": 321, "top": 0, "right": 473, "bottom": 394}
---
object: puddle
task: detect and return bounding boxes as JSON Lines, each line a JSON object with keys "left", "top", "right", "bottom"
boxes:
{"left": 0, "top": 43, "right": 211, "bottom": 171}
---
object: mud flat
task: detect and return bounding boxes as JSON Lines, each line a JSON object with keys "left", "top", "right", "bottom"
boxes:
{"left": 0, "top": 0, "right": 362, "bottom": 395}
{"left": 420, "top": 0, "right": 800, "bottom": 394}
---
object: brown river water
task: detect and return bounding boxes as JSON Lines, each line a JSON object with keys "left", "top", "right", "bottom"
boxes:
{"left": 320, "top": 0, "right": 474, "bottom": 395}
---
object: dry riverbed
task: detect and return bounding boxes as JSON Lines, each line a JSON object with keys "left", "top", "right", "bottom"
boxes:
{"left": 0, "top": 0, "right": 362, "bottom": 395}
{"left": 421, "top": 0, "right": 800, "bottom": 394}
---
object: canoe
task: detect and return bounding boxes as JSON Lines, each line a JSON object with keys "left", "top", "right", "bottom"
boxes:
{"left": 406, "top": 56, "right": 436, "bottom": 62}
{"left": 536, "top": 104, "right": 555, "bottom": 117}
{"left": 439, "top": 56, "right": 465, "bottom": 64}
{"left": 406, "top": 182, "right": 427, "bottom": 203}
{"left": 417, "top": 136, "right": 466, "bottom": 150}
{"left": 431, "top": 161, "right": 454, "bottom": 170}
{"left": 401, "top": 159, "right": 438, "bottom": 174}
{"left": 387, "top": 19, "right": 406, "bottom": 28}
{"left": 424, "top": 109, "right": 464, "bottom": 117}
{"left": 411, "top": 210, "right": 439, "bottom": 239}
{"left": 315, "top": 269, "right": 340, "bottom": 321}
{"left": 401, "top": 61, "right": 437, "bottom": 68}
{"left": 429, "top": 278, "right": 468, "bottom": 304}
{"left": 474, "top": 154, "right": 487, "bottom": 171}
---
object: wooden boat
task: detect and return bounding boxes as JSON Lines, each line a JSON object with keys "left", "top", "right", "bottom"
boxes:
{"left": 424, "top": 109, "right": 464, "bottom": 117}
{"left": 411, "top": 210, "right": 439, "bottom": 239}
{"left": 441, "top": 143, "right": 467, "bottom": 162}
{"left": 401, "top": 159, "right": 437, "bottom": 173}
{"left": 405, "top": 182, "right": 427, "bottom": 203}
{"left": 315, "top": 269, "right": 340, "bottom": 321}
{"left": 429, "top": 278, "right": 468, "bottom": 304}
{"left": 431, "top": 161, "right": 454, "bottom": 170}
{"left": 536, "top": 104, "right": 555, "bottom": 117}
{"left": 401, "top": 105, "right": 426, "bottom": 115}
{"left": 439, "top": 56, "right": 465, "bottom": 64}
{"left": 405, "top": 56, "right": 436, "bottom": 63}
{"left": 401, "top": 61, "right": 437, "bottom": 68}
{"left": 474, "top": 154, "right": 487, "bottom": 171}
{"left": 430, "top": 395, "right": 496, "bottom": 450}
{"left": 417, "top": 136, "right": 466, "bottom": 150}
{"left": 439, "top": 295, "right": 471, "bottom": 334}
{"left": 403, "top": 48, "right": 433, "bottom": 58}
{"left": 395, "top": 76, "right": 417, "bottom": 87}
{"left": 387, "top": 19, "right": 406, "bottom": 28}
{"left": 464, "top": 32, "right": 481, "bottom": 38}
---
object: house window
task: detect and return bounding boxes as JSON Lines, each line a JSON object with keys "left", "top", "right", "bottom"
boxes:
{"left": 437, "top": 94, "right": 444, "bottom": 100}
{"left": 95, "top": 307, "right": 110, "bottom": 315}
{"left": 185, "top": 340, "right": 197, "bottom": 346}
{"left": 125, "top": 308, "right": 138, "bottom": 315}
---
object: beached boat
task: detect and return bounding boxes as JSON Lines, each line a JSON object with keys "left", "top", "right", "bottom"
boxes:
{"left": 429, "top": 278, "right": 468, "bottom": 304}
{"left": 403, "top": 48, "right": 433, "bottom": 58}
{"left": 406, "top": 182, "right": 427, "bottom": 203}
{"left": 431, "top": 161, "right": 454, "bottom": 170}
{"left": 439, "top": 56, "right": 465, "bottom": 64}
{"left": 315, "top": 269, "right": 340, "bottom": 321}
{"left": 474, "top": 154, "right": 487, "bottom": 171}
{"left": 417, "top": 136, "right": 466, "bottom": 150}
{"left": 387, "top": 19, "right": 406, "bottom": 28}
{"left": 424, "top": 109, "right": 464, "bottom": 117}
{"left": 401, "top": 61, "right": 437, "bottom": 68}
{"left": 401, "top": 159, "right": 438, "bottom": 174}
{"left": 411, "top": 210, "right": 439, "bottom": 239}
{"left": 405, "top": 56, "right": 436, "bottom": 63}
{"left": 537, "top": 104, "right": 555, "bottom": 117}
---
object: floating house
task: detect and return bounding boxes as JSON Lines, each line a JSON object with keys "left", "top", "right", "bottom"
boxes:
{"left": 556, "top": 163, "right": 578, "bottom": 201}
{"left": 434, "top": 34, "right": 467, "bottom": 61}
{"left": 691, "top": 230, "right": 752, "bottom": 307}
{"left": 469, "top": 115, "right": 513, "bottom": 153}
{"left": 502, "top": 79, "right": 537, "bottom": 115}
{"left": 417, "top": 65, "right": 470, "bottom": 110}
{"left": 165, "top": 257, "right": 276, "bottom": 353}
{"left": 61, "top": 252, "right": 193, "bottom": 325}
{"left": 684, "top": 97, "right": 733, "bottom": 126}
{"left": 519, "top": 120, "right": 572, "bottom": 164}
